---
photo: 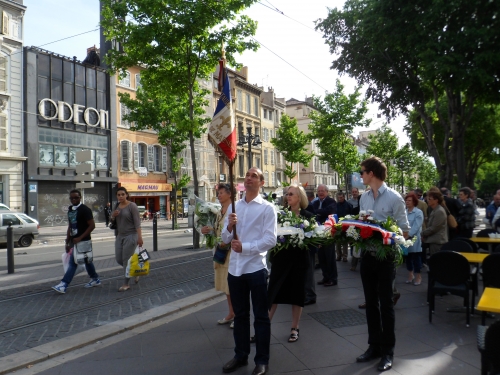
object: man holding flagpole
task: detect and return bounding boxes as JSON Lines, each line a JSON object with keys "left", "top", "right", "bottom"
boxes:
{"left": 210, "top": 60, "right": 276, "bottom": 375}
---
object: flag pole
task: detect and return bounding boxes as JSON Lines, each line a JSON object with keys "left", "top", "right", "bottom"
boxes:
{"left": 229, "top": 160, "right": 237, "bottom": 240}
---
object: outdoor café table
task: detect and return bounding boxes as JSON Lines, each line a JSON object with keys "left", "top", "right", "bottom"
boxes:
{"left": 476, "top": 287, "right": 500, "bottom": 325}
{"left": 470, "top": 237, "right": 500, "bottom": 253}
{"left": 457, "top": 252, "right": 489, "bottom": 263}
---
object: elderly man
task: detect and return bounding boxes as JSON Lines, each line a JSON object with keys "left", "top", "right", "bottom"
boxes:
{"left": 312, "top": 184, "right": 338, "bottom": 287}
{"left": 347, "top": 187, "right": 360, "bottom": 209}
{"left": 335, "top": 192, "right": 353, "bottom": 262}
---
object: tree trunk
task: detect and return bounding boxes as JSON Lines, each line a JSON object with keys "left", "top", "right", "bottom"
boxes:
{"left": 189, "top": 130, "right": 200, "bottom": 248}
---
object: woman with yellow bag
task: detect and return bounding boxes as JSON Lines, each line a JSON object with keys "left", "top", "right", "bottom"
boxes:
{"left": 110, "top": 187, "right": 143, "bottom": 292}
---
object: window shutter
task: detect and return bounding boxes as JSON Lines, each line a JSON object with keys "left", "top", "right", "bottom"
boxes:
{"left": 133, "top": 142, "right": 139, "bottom": 171}
{"left": 0, "top": 115, "right": 6, "bottom": 151}
{"left": 120, "top": 140, "right": 129, "bottom": 170}
{"left": 0, "top": 57, "right": 6, "bottom": 92}
{"left": 271, "top": 150, "right": 275, "bottom": 165}
{"left": 147, "top": 144, "right": 154, "bottom": 171}
{"left": 120, "top": 104, "right": 128, "bottom": 128}
{"left": 2, "top": 12, "right": 8, "bottom": 35}
{"left": 162, "top": 147, "right": 167, "bottom": 172}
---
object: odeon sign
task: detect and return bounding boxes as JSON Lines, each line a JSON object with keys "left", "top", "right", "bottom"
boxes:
{"left": 38, "top": 98, "right": 109, "bottom": 129}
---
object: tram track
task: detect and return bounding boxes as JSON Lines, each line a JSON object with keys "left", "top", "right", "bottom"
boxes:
{"left": 0, "top": 255, "right": 213, "bottom": 303}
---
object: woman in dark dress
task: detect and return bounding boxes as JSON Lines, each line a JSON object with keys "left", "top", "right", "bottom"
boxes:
{"left": 268, "top": 184, "right": 313, "bottom": 343}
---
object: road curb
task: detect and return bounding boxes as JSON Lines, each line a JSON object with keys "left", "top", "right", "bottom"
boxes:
{"left": 0, "top": 289, "right": 224, "bottom": 375}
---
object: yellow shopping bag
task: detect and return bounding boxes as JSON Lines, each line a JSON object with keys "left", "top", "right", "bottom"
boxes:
{"left": 126, "top": 247, "right": 150, "bottom": 278}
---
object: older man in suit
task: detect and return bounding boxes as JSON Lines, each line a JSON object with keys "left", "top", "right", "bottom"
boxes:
{"left": 313, "top": 184, "right": 338, "bottom": 287}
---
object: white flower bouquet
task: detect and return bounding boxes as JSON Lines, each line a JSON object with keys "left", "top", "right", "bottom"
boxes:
{"left": 194, "top": 196, "right": 221, "bottom": 248}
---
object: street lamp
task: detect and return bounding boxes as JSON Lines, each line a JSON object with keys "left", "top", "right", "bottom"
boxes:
{"left": 237, "top": 125, "right": 262, "bottom": 170}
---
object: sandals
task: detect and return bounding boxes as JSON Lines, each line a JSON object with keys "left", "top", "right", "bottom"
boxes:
{"left": 288, "top": 328, "right": 299, "bottom": 343}
{"left": 118, "top": 285, "right": 130, "bottom": 292}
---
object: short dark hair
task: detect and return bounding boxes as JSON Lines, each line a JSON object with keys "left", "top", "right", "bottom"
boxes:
{"left": 414, "top": 188, "right": 423, "bottom": 195}
{"left": 427, "top": 190, "right": 444, "bottom": 204}
{"left": 217, "top": 183, "right": 235, "bottom": 197}
{"left": 405, "top": 192, "right": 419, "bottom": 206}
{"left": 459, "top": 187, "right": 471, "bottom": 197}
{"left": 361, "top": 157, "right": 387, "bottom": 181}
{"left": 69, "top": 189, "right": 81, "bottom": 197}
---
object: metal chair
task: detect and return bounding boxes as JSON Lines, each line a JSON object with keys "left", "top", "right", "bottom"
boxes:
{"left": 480, "top": 254, "right": 500, "bottom": 324}
{"left": 441, "top": 240, "right": 479, "bottom": 298}
{"left": 428, "top": 251, "right": 473, "bottom": 327}
{"left": 477, "top": 320, "right": 500, "bottom": 375}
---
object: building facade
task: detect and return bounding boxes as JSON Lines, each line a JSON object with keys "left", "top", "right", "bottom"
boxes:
{"left": 0, "top": 0, "right": 25, "bottom": 211}
{"left": 115, "top": 65, "right": 171, "bottom": 217}
{"left": 285, "top": 97, "right": 339, "bottom": 195}
{"left": 24, "top": 47, "right": 117, "bottom": 226}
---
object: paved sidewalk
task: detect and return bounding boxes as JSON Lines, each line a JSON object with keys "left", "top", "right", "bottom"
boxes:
{"left": 2, "top": 259, "right": 485, "bottom": 375}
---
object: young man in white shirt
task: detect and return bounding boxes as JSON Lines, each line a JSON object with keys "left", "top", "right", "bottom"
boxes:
{"left": 221, "top": 167, "right": 277, "bottom": 375}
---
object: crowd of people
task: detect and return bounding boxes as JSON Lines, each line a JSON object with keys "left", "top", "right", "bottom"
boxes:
{"left": 49, "top": 157, "right": 495, "bottom": 375}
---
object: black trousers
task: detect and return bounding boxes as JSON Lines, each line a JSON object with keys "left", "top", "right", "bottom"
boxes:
{"left": 318, "top": 243, "right": 338, "bottom": 282}
{"left": 360, "top": 254, "right": 396, "bottom": 356}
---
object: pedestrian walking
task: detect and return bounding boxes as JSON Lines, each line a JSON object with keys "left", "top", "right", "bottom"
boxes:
{"left": 104, "top": 202, "right": 112, "bottom": 227}
{"left": 110, "top": 187, "right": 143, "bottom": 292}
{"left": 52, "top": 190, "right": 100, "bottom": 294}
{"left": 356, "top": 157, "right": 410, "bottom": 372}
{"left": 221, "top": 167, "right": 277, "bottom": 375}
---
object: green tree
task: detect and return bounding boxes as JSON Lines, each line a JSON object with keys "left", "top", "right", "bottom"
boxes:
{"left": 365, "top": 125, "right": 401, "bottom": 187}
{"left": 316, "top": 0, "right": 500, "bottom": 187}
{"left": 101, "top": 0, "right": 259, "bottom": 247}
{"left": 271, "top": 114, "right": 313, "bottom": 185}
{"left": 405, "top": 101, "right": 500, "bottom": 188}
{"left": 308, "top": 80, "right": 370, "bottom": 193}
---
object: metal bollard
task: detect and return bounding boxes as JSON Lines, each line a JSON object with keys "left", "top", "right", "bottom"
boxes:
{"left": 153, "top": 215, "right": 158, "bottom": 251}
{"left": 7, "top": 222, "right": 14, "bottom": 274}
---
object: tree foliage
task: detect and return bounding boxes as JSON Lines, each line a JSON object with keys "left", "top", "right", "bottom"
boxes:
{"left": 308, "top": 79, "right": 370, "bottom": 190}
{"left": 316, "top": 0, "right": 500, "bottom": 187}
{"left": 101, "top": 0, "right": 259, "bottom": 247}
{"left": 365, "top": 125, "right": 438, "bottom": 192}
{"left": 405, "top": 101, "right": 500, "bottom": 188}
{"left": 271, "top": 114, "right": 312, "bottom": 184}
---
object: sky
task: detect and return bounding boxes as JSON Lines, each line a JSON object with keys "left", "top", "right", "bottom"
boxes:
{"left": 23, "top": 0, "right": 408, "bottom": 144}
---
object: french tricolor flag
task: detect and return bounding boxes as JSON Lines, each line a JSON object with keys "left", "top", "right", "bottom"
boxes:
{"left": 209, "top": 65, "right": 237, "bottom": 162}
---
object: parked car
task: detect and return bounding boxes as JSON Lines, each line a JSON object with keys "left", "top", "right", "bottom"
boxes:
{"left": 0, "top": 212, "right": 39, "bottom": 247}
{"left": 0, "top": 203, "right": 11, "bottom": 210}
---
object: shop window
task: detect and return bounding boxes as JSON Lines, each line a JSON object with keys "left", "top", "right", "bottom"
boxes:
{"left": 120, "top": 140, "right": 132, "bottom": 171}
{"left": 119, "top": 71, "right": 130, "bottom": 87}
{"left": 0, "top": 114, "right": 6, "bottom": 151}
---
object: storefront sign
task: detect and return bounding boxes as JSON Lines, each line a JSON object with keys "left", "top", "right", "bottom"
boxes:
{"left": 121, "top": 183, "right": 172, "bottom": 192}
{"left": 38, "top": 98, "right": 109, "bottom": 129}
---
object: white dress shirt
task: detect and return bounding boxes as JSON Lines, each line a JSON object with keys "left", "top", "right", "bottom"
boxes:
{"left": 222, "top": 194, "right": 277, "bottom": 277}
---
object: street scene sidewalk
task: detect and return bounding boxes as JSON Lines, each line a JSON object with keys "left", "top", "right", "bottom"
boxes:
{"left": 2, "top": 255, "right": 484, "bottom": 375}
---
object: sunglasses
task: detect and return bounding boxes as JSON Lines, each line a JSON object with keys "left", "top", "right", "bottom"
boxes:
{"left": 360, "top": 170, "right": 369, "bottom": 175}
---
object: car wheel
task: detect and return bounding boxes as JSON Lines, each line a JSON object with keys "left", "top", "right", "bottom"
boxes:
{"left": 18, "top": 235, "right": 33, "bottom": 247}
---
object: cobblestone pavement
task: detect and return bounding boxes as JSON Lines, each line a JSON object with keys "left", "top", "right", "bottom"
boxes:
{"left": 0, "top": 248, "right": 214, "bottom": 358}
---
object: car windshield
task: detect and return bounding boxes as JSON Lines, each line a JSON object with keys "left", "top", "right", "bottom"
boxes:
{"left": 18, "top": 214, "right": 36, "bottom": 224}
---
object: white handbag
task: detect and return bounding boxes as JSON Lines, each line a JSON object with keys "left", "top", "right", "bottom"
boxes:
{"left": 73, "top": 240, "right": 93, "bottom": 265}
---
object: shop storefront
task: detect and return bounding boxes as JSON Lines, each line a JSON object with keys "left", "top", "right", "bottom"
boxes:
{"left": 24, "top": 47, "right": 118, "bottom": 226}
{"left": 120, "top": 183, "right": 172, "bottom": 218}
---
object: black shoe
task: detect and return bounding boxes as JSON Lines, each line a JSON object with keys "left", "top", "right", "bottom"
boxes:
{"left": 377, "top": 355, "right": 393, "bottom": 371}
{"left": 323, "top": 280, "right": 337, "bottom": 287}
{"left": 358, "top": 302, "right": 367, "bottom": 309}
{"left": 356, "top": 346, "right": 382, "bottom": 362}
{"left": 250, "top": 335, "right": 256, "bottom": 343}
{"left": 304, "top": 299, "right": 316, "bottom": 305}
{"left": 223, "top": 358, "right": 248, "bottom": 373}
{"left": 393, "top": 292, "right": 401, "bottom": 306}
{"left": 317, "top": 279, "right": 326, "bottom": 285}
{"left": 251, "top": 364, "right": 269, "bottom": 375}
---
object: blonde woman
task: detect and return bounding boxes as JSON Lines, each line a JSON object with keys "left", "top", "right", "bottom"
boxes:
{"left": 267, "top": 184, "right": 314, "bottom": 343}
{"left": 201, "top": 184, "right": 235, "bottom": 325}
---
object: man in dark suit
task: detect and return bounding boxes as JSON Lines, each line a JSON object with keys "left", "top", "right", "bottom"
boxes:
{"left": 312, "top": 184, "right": 338, "bottom": 287}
